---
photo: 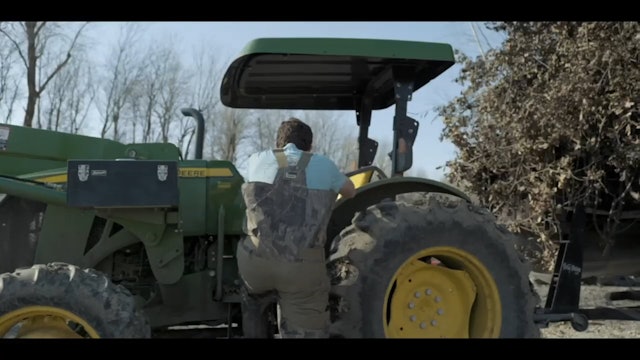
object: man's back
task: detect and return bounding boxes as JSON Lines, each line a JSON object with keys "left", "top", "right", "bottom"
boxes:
{"left": 242, "top": 143, "right": 346, "bottom": 261}
{"left": 236, "top": 117, "right": 355, "bottom": 338}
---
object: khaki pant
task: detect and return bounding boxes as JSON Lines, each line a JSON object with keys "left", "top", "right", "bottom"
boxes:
{"left": 236, "top": 240, "right": 330, "bottom": 338}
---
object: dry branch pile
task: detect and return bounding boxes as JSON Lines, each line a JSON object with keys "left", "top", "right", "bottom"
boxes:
{"left": 439, "top": 22, "right": 640, "bottom": 271}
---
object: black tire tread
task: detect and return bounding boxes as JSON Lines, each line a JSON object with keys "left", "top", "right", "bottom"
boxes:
{"left": 0, "top": 262, "right": 150, "bottom": 338}
{"left": 328, "top": 196, "right": 540, "bottom": 338}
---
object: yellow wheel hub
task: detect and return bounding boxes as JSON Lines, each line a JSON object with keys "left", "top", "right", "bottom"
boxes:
{"left": 0, "top": 306, "right": 100, "bottom": 338}
{"left": 384, "top": 246, "right": 502, "bottom": 338}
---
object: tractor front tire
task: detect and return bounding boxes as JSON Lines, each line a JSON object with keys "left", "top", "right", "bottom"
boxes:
{"left": 0, "top": 263, "right": 151, "bottom": 338}
{"left": 327, "top": 197, "right": 540, "bottom": 338}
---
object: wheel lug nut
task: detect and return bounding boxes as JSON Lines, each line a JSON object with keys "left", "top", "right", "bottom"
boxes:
{"left": 431, "top": 320, "right": 438, "bottom": 326}
{"left": 435, "top": 296, "right": 442, "bottom": 303}
{"left": 410, "top": 315, "right": 417, "bottom": 322}
{"left": 414, "top": 291, "right": 421, "bottom": 298}
{"left": 425, "top": 289, "right": 432, "bottom": 295}
{"left": 420, "top": 322, "right": 427, "bottom": 329}
{"left": 408, "top": 302, "right": 415, "bottom": 309}
{"left": 437, "top": 308, "right": 444, "bottom": 315}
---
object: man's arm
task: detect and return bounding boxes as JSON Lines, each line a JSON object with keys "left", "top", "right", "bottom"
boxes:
{"left": 326, "top": 157, "right": 356, "bottom": 199}
{"left": 339, "top": 178, "right": 356, "bottom": 199}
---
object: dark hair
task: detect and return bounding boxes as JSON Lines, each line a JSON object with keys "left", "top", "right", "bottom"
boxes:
{"left": 276, "top": 117, "right": 313, "bottom": 151}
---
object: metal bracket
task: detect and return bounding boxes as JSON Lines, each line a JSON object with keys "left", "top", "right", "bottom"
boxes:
{"left": 544, "top": 204, "right": 585, "bottom": 313}
{"left": 390, "top": 66, "right": 419, "bottom": 176}
{"left": 114, "top": 217, "right": 184, "bottom": 285}
{"left": 534, "top": 205, "right": 588, "bottom": 330}
{"left": 534, "top": 311, "right": 589, "bottom": 331}
{"left": 355, "top": 96, "right": 378, "bottom": 168}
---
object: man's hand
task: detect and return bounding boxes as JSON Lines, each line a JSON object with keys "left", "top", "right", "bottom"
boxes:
{"left": 339, "top": 179, "right": 356, "bottom": 199}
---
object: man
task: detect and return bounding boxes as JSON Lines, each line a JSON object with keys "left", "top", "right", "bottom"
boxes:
{"left": 236, "top": 117, "right": 356, "bottom": 338}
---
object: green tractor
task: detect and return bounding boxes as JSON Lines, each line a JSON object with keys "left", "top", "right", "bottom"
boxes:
{"left": 0, "top": 38, "right": 539, "bottom": 338}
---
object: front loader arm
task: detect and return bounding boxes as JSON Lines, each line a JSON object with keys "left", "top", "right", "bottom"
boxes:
{"left": 0, "top": 176, "right": 66, "bottom": 207}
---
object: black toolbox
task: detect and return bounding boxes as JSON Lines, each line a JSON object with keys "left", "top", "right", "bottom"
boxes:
{"left": 67, "top": 160, "right": 179, "bottom": 208}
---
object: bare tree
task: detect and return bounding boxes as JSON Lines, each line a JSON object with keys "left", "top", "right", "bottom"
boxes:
{"left": 247, "top": 109, "right": 290, "bottom": 153}
{"left": 130, "top": 77, "right": 158, "bottom": 144}
{"left": 40, "top": 56, "right": 74, "bottom": 131}
{"left": 175, "top": 46, "right": 229, "bottom": 159}
{"left": 189, "top": 45, "right": 225, "bottom": 118}
{"left": 40, "top": 53, "right": 95, "bottom": 134}
{"left": 65, "top": 64, "right": 95, "bottom": 135}
{"left": 175, "top": 115, "right": 197, "bottom": 160}
{"left": 125, "top": 39, "right": 193, "bottom": 150}
{"left": 98, "top": 23, "right": 144, "bottom": 141}
{"left": 153, "top": 49, "right": 191, "bottom": 144}
{"left": 130, "top": 46, "right": 163, "bottom": 144}
{"left": 303, "top": 110, "right": 357, "bottom": 171}
{"left": 0, "top": 22, "right": 89, "bottom": 128}
{"left": 0, "top": 33, "right": 20, "bottom": 123}
{"left": 209, "top": 106, "right": 252, "bottom": 163}
{"left": 372, "top": 138, "right": 393, "bottom": 175}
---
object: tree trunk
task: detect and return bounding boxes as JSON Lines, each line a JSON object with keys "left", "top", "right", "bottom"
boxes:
{"left": 23, "top": 22, "right": 37, "bottom": 128}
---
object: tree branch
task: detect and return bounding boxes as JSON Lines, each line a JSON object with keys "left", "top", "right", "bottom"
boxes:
{"left": 37, "top": 22, "right": 89, "bottom": 95}
{"left": 0, "top": 27, "right": 28, "bottom": 69}
{"left": 533, "top": 56, "right": 549, "bottom": 70}
{"left": 34, "top": 21, "right": 47, "bottom": 37}
{"left": 38, "top": 52, "right": 71, "bottom": 95}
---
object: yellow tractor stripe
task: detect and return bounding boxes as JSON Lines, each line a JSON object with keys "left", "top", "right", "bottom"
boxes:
{"left": 178, "top": 168, "right": 233, "bottom": 178}
{"left": 33, "top": 167, "right": 234, "bottom": 183}
{"left": 34, "top": 174, "right": 68, "bottom": 183}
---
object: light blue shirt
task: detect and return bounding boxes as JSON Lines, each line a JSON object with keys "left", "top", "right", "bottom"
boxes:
{"left": 246, "top": 143, "right": 348, "bottom": 193}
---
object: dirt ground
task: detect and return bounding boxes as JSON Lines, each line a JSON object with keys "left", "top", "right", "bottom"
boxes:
{"left": 532, "top": 279, "right": 640, "bottom": 338}
{"left": 154, "top": 273, "right": 640, "bottom": 339}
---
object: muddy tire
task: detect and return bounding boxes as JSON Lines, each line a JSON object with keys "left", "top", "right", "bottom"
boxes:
{"left": 0, "top": 263, "right": 151, "bottom": 338}
{"left": 327, "top": 197, "right": 540, "bottom": 338}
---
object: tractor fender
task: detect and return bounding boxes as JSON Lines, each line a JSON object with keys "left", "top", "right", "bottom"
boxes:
{"left": 326, "top": 176, "right": 471, "bottom": 245}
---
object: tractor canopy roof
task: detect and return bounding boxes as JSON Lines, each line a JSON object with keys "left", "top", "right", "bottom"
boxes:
{"left": 220, "top": 38, "right": 455, "bottom": 111}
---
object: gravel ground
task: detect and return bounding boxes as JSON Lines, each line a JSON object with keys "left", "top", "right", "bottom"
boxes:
{"left": 532, "top": 279, "right": 640, "bottom": 338}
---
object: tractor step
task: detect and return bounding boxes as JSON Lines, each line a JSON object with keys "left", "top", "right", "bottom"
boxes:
{"left": 533, "top": 310, "right": 589, "bottom": 331}
{"left": 607, "top": 290, "right": 640, "bottom": 301}
{"left": 534, "top": 305, "right": 640, "bottom": 332}
{"left": 582, "top": 306, "right": 640, "bottom": 321}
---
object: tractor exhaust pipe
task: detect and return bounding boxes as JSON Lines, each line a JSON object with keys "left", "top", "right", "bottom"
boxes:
{"left": 180, "top": 108, "right": 205, "bottom": 160}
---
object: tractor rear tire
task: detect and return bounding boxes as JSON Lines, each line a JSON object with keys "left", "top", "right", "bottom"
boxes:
{"left": 0, "top": 263, "right": 151, "bottom": 338}
{"left": 327, "top": 197, "right": 540, "bottom": 338}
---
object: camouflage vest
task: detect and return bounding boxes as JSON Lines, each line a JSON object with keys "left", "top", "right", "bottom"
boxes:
{"left": 241, "top": 149, "right": 337, "bottom": 262}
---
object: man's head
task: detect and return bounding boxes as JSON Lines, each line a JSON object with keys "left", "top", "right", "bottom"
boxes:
{"left": 276, "top": 117, "right": 313, "bottom": 151}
